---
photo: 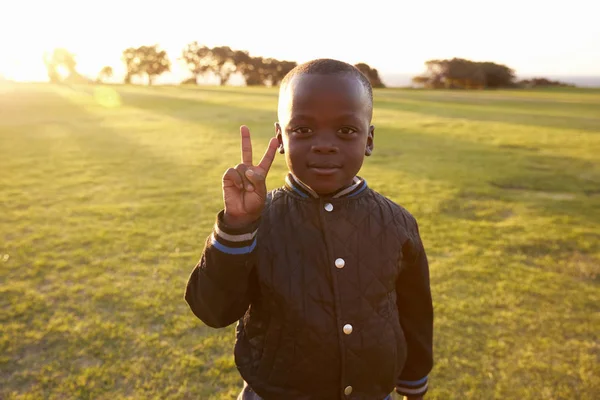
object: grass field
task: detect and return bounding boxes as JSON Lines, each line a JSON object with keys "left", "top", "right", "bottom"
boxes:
{"left": 1, "top": 82, "right": 599, "bottom": 399}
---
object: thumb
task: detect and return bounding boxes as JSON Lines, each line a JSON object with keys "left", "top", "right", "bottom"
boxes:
{"left": 244, "top": 168, "right": 266, "bottom": 188}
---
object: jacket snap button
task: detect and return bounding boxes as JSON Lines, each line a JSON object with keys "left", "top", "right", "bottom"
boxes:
{"left": 324, "top": 203, "right": 333, "bottom": 212}
{"left": 343, "top": 324, "right": 353, "bottom": 335}
{"left": 335, "top": 258, "right": 345, "bottom": 269}
{"left": 344, "top": 385, "right": 353, "bottom": 395}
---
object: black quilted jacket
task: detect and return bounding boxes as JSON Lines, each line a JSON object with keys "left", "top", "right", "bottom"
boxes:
{"left": 185, "top": 175, "right": 433, "bottom": 399}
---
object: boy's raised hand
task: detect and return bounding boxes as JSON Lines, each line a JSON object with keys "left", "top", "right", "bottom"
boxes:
{"left": 222, "top": 126, "right": 279, "bottom": 229}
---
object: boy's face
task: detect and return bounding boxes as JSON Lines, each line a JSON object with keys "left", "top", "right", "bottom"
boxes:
{"left": 276, "top": 73, "right": 374, "bottom": 195}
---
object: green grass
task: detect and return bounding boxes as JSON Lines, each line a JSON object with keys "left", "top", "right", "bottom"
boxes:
{"left": 1, "top": 82, "right": 599, "bottom": 399}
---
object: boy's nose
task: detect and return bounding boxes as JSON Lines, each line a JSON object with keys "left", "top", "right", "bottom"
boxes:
{"left": 311, "top": 136, "right": 339, "bottom": 154}
{"left": 311, "top": 143, "right": 338, "bottom": 154}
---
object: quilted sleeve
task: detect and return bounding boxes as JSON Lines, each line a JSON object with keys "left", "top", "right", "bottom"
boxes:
{"left": 395, "top": 217, "right": 434, "bottom": 397}
{"left": 185, "top": 210, "right": 260, "bottom": 328}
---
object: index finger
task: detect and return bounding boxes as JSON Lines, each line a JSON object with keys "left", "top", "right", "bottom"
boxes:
{"left": 240, "top": 125, "right": 253, "bottom": 165}
{"left": 257, "top": 137, "right": 279, "bottom": 174}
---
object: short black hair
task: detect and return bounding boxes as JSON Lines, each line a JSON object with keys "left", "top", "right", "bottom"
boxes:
{"left": 279, "top": 58, "right": 373, "bottom": 105}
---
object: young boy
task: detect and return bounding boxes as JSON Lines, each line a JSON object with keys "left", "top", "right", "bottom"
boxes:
{"left": 185, "top": 59, "right": 433, "bottom": 400}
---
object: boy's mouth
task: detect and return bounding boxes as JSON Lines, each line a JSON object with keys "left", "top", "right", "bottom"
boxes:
{"left": 308, "top": 162, "right": 341, "bottom": 176}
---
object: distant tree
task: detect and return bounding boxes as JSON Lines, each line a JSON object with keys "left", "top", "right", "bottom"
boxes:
{"left": 422, "top": 59, "right": 445, "bottom": 88}
{"left": 411, "top": 75, "right": 430, "bottom": 87}
{"left": 263, "top": 59, "right": 297, "bottom": 86}
{"left": 444, "top": 58, "right": 486, "bottom": 89}
{"left": 180, "top": 44, "right": 295, "bottom": 86}
{"left": 181, "top": 41, "right": 212, "bottom": 84}
{"left": 181, "top": 76, "right": 198, "bottom": 85}
{"left": 233, "top": 51, "right": 264, "bottom": 86}
{"left": 232, "top": 54, "right": 296, "bottom": 86}
{"left": 122, "top": 47, "right": 140, "bottom": 83}
{"left": 44, "top": 48, "right": 78, "bottom": 83}
{"left": 276, "top": 61, "right": 297, "bottom": 85}
{"left": 517, "top": 77, "right": 574, "bottom": 88}
{"left": 122, "top": 45, "right": 170, "bottom": 85}
{"left": 182, "top": 44, "right": 237, "bottom": 85}
{"left": 354, "top": 63, "right": 385, "bottom": 88}
{"left": 97, "top": 66, "right": 113, "bottom": 83}
{"left": 414, "top": 58, "right": 516, "bottom": 89}
{"left": 121, "top": 47, "right": 141, "bottom": 83}
{"left": 479, "top": 62, "right": 515, "bottom": 88}
{"left": 209, "top": 46, "right": 237, "bottom": 85}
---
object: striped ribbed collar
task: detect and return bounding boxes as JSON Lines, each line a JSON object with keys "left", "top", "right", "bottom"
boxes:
{"left": 284, "top": 173, "right": 368, "bottom": 199}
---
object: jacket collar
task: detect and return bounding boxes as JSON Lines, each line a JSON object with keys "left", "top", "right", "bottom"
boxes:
{"left": 284, "top": 173, "right": 368, "bottom": 199}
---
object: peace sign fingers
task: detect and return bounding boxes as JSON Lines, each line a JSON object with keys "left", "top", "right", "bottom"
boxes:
{"left": 223, "top": 125, "right": 278, "bottom": 228}
{"left": 240, "top": 125, "right": 278, "bottom": 174}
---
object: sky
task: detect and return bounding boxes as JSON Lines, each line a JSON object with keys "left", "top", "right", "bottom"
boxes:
{"left": 1, "top": 0, "right": 599, "bottom": 84}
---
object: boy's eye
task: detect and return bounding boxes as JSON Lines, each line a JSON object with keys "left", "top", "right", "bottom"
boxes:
{"left": 292, "top": 127, "right": 312, "bottom": 135}
{"left": 338, "top": 127, "right": 357, "bottom": 135}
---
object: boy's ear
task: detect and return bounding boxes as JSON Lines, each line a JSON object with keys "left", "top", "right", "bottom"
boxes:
{"left": 365, "top": 125, "right": 375, "bottom": 156}
{"left": 275, "top": 122, "right": 285, "bottom": 154}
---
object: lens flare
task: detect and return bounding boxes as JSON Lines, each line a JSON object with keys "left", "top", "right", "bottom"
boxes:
{"left": 93, "top": 86, "right": 121, "bottom": 108}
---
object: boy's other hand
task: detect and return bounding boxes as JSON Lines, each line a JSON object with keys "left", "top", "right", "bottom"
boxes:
{"left": 222, "top": 125, "right": 278, "bottom": 229}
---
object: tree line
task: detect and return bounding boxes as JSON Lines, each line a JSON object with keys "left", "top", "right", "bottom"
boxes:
{"left": 43, "top": 49, "right": 571, "bottom": 89}
{"left": 44, "top": 45, "right": 386, "bottom": 88}
{"left": 412, "top": 58, "right": 573, "bottom": 89}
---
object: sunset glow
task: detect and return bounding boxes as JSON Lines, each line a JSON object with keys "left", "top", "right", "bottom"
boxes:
{"left": 2, "top": 0, "right": 599, "bottom": 84}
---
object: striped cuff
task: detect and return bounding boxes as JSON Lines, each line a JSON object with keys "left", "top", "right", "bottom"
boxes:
{"left": 210, "top": 211, "right": 259, "bottom": 255}
{"left": 396, "top": 376, "right": 428, "bottom": 397}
